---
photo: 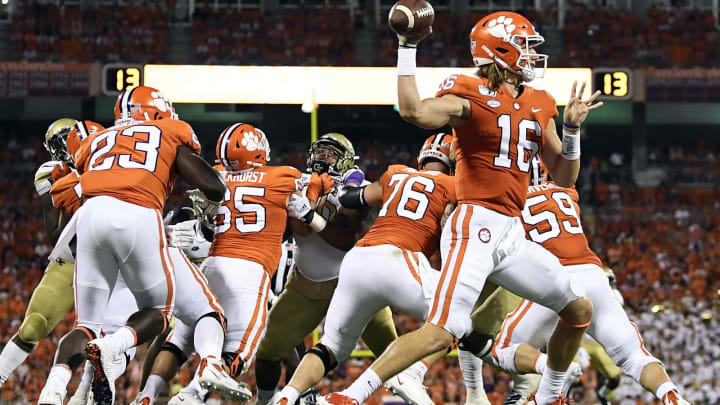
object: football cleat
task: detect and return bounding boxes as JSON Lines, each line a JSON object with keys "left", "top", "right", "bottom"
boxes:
{"left": 299, "top": 389, "right": 321, "bottom": 405}
{"left": 168, "top": 391, "right": 205, "bottom": 405}
{"left": 502, "top": 390, "right": 530, "bottom": 405}
{"left": 561, "top": 362, "right": 583, "bottom": 397}
{"left": 272, "top": 396, "right": 289, "bottom": 405}
{"left": 385, "top": 373, "right": 434, "bottom": 405}
{"left": 130, "top": 392, "right": 153, "bottom": 405}
{"left": 316, "top": 393, "right": 360, "bottom": 405}
{"left": 38, "top": 385, "right": 67, "bottom": 405}
{"left": 198, "top": 356, "right": 253, "bottom": 402}
{"left": 86, "top": 338, "right": 121, "bottom": 405}
{"left": 662, "top": 390, "right": 692, "bottom": 405}
{"left": 527, "top": 394, "right": 571, "bottom": 405}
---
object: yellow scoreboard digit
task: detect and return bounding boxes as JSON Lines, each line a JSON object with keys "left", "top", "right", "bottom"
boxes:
{"left": 102, "top": 64, "right": 143, "bottom": 96}
{"left": 593, "top": 68, "right": 631, "bottom": 100}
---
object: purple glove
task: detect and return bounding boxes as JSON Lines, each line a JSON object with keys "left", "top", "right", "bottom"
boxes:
{"left": 342, "top": 167, "right": 365, "bottom": 186}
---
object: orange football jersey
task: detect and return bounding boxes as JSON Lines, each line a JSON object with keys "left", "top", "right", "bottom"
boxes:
{"left": 209, "top": 166, "right": 304, "bottom": 275}
{"left": 75, "top": 119, "right": 201, "bottom": 211}
{"left": 50, "top": 171, "right": 82, "bottom": 214}
{"left": 521, "top": 183, "right": 601, "bottom": 267}
{"left": 357, "top": 165, "right": 456, "bottom": 258}
{"left": 436, "top": 74, "right": 558, "bottom": 217}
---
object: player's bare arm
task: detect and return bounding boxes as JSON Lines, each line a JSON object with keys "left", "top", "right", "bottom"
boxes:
{"left": 39, "top": 193, "right": 62, "bottom": 244}
{"left": 175, "top": 145, "right": 226, "bottom": 202}
{"left": 540, "top": 80, "right": 603, "bottom": 187}
{"left": 398, "top": 78, "right": 470, "bottom": 129}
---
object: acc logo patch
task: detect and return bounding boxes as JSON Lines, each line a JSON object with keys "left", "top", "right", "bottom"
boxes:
{"left": 478, "top": 228, "right": 491, "bottom": 243}
{"left": 487, "top": 99, "right": 501, "bottom": 108}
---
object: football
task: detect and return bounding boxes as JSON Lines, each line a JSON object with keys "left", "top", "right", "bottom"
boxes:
{"left": 388, "top": 0, "right": 435, "bottom": 39}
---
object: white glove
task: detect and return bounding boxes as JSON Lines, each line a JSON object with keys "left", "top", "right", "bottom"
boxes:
{"left": 188, "top": 189, "right": 222, "bottom": 228}
{"left": 166, "top": 219, "right": 197, "bottom": 249}
{"left": 287, "top": 193, "right": 312, "bottom": 221}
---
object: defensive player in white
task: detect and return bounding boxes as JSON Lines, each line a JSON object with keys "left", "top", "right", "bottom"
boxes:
{"left": 272, "top": 134, "right": 456, "bottom": 405}
{"left": 254, "top": 134, "right": 398, "bottom": 405}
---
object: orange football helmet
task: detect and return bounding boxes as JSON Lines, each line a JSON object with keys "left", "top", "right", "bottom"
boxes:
{"left": 470, "top": 12, "right": 547, "bottom": 81}
{"left": 66, "top": 120, "right": 105, "bottom": 164}
{"left": 216, "top": 123, "right": 271, "bottom": 171}
{"left": 114, "top": 86, "right": 178, "bottom": 126}
{"left": 530, "top": 155, "right": 548, "bottom": 186}
{"left": 418, "top": 132, "right": 454, "bottom": 170}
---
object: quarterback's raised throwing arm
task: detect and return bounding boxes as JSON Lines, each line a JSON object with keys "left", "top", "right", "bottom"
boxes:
{"left": 395, "top": 26, "right": 602, "bottom": 187}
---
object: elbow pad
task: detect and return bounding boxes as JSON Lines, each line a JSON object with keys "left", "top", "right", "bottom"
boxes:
{"left": 338, "top": 186, "right": 367, "bottom": 209}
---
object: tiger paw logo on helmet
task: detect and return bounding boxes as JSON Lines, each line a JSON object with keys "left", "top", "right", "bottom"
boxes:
{"left": 241, "top": 131, "right": 261, "bottom": 151}
{"left": 486, "top": 15, "right": 516, "bottom": 40}
{"left": 150, "top": 91, "right": 172, "bottom": 113}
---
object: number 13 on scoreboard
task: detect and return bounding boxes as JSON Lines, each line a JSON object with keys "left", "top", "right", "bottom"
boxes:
{"left": 592, "top": 68, "right": 632, "bottom": 100}
{"left": 102, "top": 64, "right": 144, "bottom": 96}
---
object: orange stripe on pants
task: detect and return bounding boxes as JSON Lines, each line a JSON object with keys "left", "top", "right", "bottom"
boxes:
{"left": 492, "top": 299, "right": 530, "bottom": 358}
{"left": 402, "top": 250, "right": 422, "bottom": 285}
{"left": 427, "top": 207, "right": 462, "bottom": 322}
{"left": 630, "top": 322, "right": 650, "bottom": 356}
{"left": 154, "top": 211, "right": 175, "bottom": 319}
{"left": 244, "top": 280, "right": 270, "bottom": 362}
{"left": 436, "top": 205, "right": 474, "bottom": 328}
{"left": 236, "top": 271, "right": 269, "bottom": 359}
{"left": 179, "top": 251, "right": 224, "bottom": 317}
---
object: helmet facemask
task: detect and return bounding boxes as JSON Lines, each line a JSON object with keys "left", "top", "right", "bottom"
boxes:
{"left": 45, "top": 129, "right": 71, "bottom": 163}
{"left": 307, "top": 135, "right": 357, "bottom": 177}
{"left": 512, "top": 34, "right": 547, "bottom": 82}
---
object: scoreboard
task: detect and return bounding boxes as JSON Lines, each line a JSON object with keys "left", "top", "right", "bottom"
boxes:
{"left": 102, "top": 64, "right": 143, "bottom": 96}
{"left": 593, "top": 68, "right": 632, "bottom": 100}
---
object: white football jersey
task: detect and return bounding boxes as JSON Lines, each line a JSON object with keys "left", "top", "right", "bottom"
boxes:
{"left": 293, "top": 189, "right": 347, "bottom": 282}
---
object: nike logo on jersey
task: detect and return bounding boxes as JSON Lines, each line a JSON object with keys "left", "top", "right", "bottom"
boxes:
{"left": 532, "top": 107, "right": 542, "bottom": 113}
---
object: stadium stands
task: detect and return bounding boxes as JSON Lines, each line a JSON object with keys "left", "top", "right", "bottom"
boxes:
{"left": 9, "top": 2, "right": 719, "bottom": 67}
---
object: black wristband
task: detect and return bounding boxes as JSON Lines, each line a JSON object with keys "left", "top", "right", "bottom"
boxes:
{"left": 338, "top": 186, "right": 367, "bottom": 209}
{"left": 302, "top": 210, "right": 316, "bottom": 225}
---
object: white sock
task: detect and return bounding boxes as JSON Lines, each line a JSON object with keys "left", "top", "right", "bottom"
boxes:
{"left": 341, "top": 368, "right": 382, "bottom": 403}
{"left": 535, "top": 366, "right": 566, "bottom": 405}
{"left": 458, "top": 350, "right": 482, "bottom": 389}
{"left": 533, "top": 354, "right": 548, "bottom": 374}
{"left": 76, "top": 361, "right": 94, "bottom": 395}
{"left": 403, "top": 360, "right": 428, "bottom": 382}
{"left": 143, "top": 374, "right": 168, "bottom": 399}
{"left": 278, "top": 386, "right": 301, "bottom": 405}
{"left": 107, "top": 326, "right": 136, "bottom": 354}
{"left": 257, "top": 388, "right": 277, "bottom": 405}
{"left": 45, "top": 364, "right": 72, "bottom": 391}
{"left": 656, "top": 381, "right": 677, "bottom": 400}
{"left": 193, "top": 316, "right": 224, "bottom": 359}
{"left": 0, "top": 339, "right": 31, "bottom": 384}
{"left": 459, "top": 350, "right": 490, "bottom": 404}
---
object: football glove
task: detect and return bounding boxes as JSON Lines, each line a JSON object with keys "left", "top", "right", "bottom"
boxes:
{"left": 287, "top": 193, "right": 327, "bottom": 232}
{"left": 304, "top": 172, "right": 335, "bottom": 202}
{"left": 287, "top": 193, "right": 313, "bottom": 220}
{"left": 188, "top": 189, "right": 222, "bottom": 230}
{"left": 165, "top": 217, "right": 197, "bottom": 249}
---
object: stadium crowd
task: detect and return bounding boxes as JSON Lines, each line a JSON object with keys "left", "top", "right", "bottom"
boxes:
{"left": 0, "top": 134, "right": 717, "bottom": 404}
{"left": 10, "top": 2, "right": 720, "bottom": 68}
